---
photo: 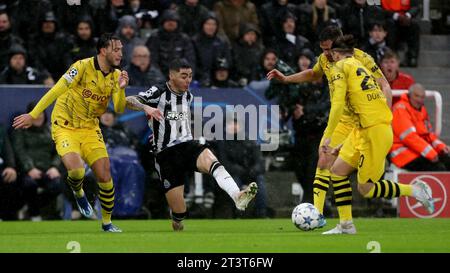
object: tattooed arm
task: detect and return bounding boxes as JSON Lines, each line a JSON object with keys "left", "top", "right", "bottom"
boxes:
{"left": 126, "top": 96, "right": 164, "bottom": 121}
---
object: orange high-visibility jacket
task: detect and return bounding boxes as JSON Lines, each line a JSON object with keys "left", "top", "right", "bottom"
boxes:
{"left": 390, "top": 93, "right": 447, "bottom": 167}
{"left": 382, "top": 0, "right": 411, "bottom": 12}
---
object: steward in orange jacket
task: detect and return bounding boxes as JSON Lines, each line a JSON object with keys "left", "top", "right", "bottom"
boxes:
{"left": 390, "top": 84, "right": 449, "bottom": 171}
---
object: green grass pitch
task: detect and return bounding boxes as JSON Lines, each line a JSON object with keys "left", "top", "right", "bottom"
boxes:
{"left": 0, "top": 218, "right": 449, "bottom": 253}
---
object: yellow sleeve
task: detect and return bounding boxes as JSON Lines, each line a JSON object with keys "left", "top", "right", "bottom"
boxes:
{"left": 322, "top": 65, "right": 347, "bottom": 140}
{"left": 354, "top": 48, "right": 385, "bottom": 80}
{"left": 312, "top": 54, "right": 324, "bottom": 77}
{"left": 112, "top": 87, "right": 126, "bottom": 113}
{"left": 112, "top": 70, "right": 126, "bottom": 113}
{"left": 29, "top": 77, "right": 69, "bottom": 118}
{"left": 29, "top": 61, "right": 85, "bottom": 118}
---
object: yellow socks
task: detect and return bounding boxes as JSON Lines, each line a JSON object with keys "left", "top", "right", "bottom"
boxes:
{"left": 313, "top": 168, "right": 330, "bottom": 214}
{"left": 98, "top": 180, "right": 115, "bottom": 224}
{"left": 331, "top": 174, "right": 353, "bottom": 223}
{"left": 67, "top": 168, "right": 85, "bottom": 198}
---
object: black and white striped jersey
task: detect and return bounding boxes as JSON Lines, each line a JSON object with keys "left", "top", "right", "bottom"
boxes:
{"left": 136, "top": 82, "right": 193, "bottom": 153}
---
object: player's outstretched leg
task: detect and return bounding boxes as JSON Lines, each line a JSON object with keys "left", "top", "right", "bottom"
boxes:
{"left": 209, "top": 160, "right": 257, "bottom": 211}
{"left": 67, "top": 168, "right": 94, "bottom": 218}
{"left": 362, "top": 179, "right": 435, "bottom": 214}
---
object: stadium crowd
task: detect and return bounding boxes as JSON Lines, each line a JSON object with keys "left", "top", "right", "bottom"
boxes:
{"left": 0, "top": 0, "right": 441, "bottom": 221}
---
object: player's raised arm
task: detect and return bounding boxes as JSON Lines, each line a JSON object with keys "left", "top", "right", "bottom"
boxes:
{"left": 267, "top": 68, "right": 319, "bottom": 84}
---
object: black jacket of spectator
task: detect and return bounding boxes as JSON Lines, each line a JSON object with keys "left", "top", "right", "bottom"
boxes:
{"left": 361, "top": 39, "right": 390, "bottom": 65}
{"left": 14, "top": 0, "right": 53, "bottom": 42}
{"left": 27, "top": 13, "right": 73, "bottom": 80}
{"left": 0, "top": 45, "right": 51, "bottom": 84}
{"left": 192, "top": 14, "right": 232, "bottom": 87}
{"left": 94, "top": 0, "right": 131, "bottom": 36}
{"left": 70, "top": 17, "right": 98, "bottom": 62}
{"left": 231, "top": 23, "right": 264, "bottom": 85}
{"left": 339, "top": 1, "right": 387, "bottom": 45}
{"left": 259, "top": 0, "right": 298, "bottom": 46}
{"left": 177, "top": 1, "right": 210, "bottom": 37}
{"left": 53, "top": 0, "right": 95, "bottom": 35}
{"left": 0, "top": 124, "right": 16, "bottom": 171}
{"left": 145, "top": 10, "right": 196, "bottom": 76}
{"left": 0, "top": 12, "right": 24, "bottom": 69}
{"left": 297, "top": 2, "right": 337, "bottom": 45}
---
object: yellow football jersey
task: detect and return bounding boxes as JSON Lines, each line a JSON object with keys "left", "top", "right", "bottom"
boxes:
{"left": 312, "top": 48, "right": 384, "bottom": 125}
{"left": 30, "top": 57, "right": 126, "bottom": 129}
{"left": 323, "top": 56, "right": 392, "bottom": 139}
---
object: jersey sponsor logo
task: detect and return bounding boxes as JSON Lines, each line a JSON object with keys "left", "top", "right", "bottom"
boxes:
{"left": 166, "top": 111, "right": 188, "bottom": 121}
{"left": 82, "top": 89, "right": 108, "bottom": 102}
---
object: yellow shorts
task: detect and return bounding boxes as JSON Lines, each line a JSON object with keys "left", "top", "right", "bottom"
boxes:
{"left": 321, "top": 122, "right": 354, "bottom": 148}
{"left": 52, "top": 125, "right": 108, "bottom": 166}
{"left": 339, "top": 123, "right": 393, "bottom": 184}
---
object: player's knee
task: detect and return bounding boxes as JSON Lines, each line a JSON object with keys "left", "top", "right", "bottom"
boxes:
{"left": 68, "top": 168, "right": 85, "bottom": 180}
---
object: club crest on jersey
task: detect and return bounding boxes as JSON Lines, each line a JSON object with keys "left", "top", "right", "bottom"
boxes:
{"left": 166, "top": 111, "right": 188, "bottom": 121}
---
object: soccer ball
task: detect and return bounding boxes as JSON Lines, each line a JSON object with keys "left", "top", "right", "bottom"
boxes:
{"left": 291, "top": 203, "right": 321, "bottom": 231}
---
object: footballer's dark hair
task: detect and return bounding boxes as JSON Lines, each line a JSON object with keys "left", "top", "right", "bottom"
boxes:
{"left": 96, "top": 33, "right": 121, "bottom": 53}
{"left": 318, "top": 25, "right": 343, "bottom": 42}
{"left": 331, "top": 34, "right": 357, "bottom": 54}
{"left": 169, "top": 58, "right": 192, "bottom": 72}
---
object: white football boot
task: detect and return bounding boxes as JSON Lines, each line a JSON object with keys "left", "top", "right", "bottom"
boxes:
{"left": 235, "top": 182, "right": 258, "bottom": 211}
{"left": 412, "top": 180, "right": 435, "bottom": 214}
{"left": 322, "top": 220, "right": 357, "bottom": 235}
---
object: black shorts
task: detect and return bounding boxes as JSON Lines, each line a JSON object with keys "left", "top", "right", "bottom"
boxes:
{"left": 155, "top": 140, "right": 209, "bottom": 192}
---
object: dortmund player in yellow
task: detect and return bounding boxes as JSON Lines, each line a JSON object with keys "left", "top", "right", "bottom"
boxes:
{"left": 13, "top": 33, "right": 129, "bottom": 232}
{"left": 267, "top": 26, "right": 391, "bottom": 229}
{"left": 321, "top": 35, "right": 434, "bottom": 234}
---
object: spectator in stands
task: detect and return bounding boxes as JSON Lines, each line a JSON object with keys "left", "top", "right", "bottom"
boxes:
{"left": 297, "top": 0, "right": 337, "bottom": 50}
{"left": 192, "top": 12, "right": 232, "bottom": 87}
{"left": 0, "top": 10, "right": 24, "bottom": 69}
{"left": 100, "top": 108, "right": 139, "bottom": 150}
{"left": 380, "top": 49, "right": 415, "bottom": 89}
{"left": 146, "top": 9, "right": 196, "bottom": 76}
{"left": 339, "top": 0, "right": 387, "bottom": 46}
{"left": 70, "top": 16, "right": 98, "bottom": 62}
{"left": 296, "top": 48, "right": 316, "bottom": 72}
{"left": 0, "top": 44, "right": 54, "bottom": 86}
{"left": 177, "top": 0, "right": 210, "bottom": 37}
{"left": 53, "top": 0, "right": 95, "bottom": 35}
{"left": 14, "top": 0, "right": 53, "bottom": 43}
{"left": 115, "top": 15, "right": 145, "bottom": 67}
{"left": 232, "top": 23, "right": 264, "bottom": 87}
{"left": 27, "top": 11, "right": 73, "bottom": 80}
{"left": 126, "top": 45, "right": 165, "bottom": 87}
{"left": 259, "top": 0, "right": 298, "bottom": 46}
{"left": 250, "top": 49, "right": 278, "bottom": 92}
{"left": 213, "top": 0, "right": 259, "bottom": 43}
{"left": 0, "top": 124, "right": 20, "bottom": 220}
{"left": 11, "top": 102, "right": 63, "bottom": 221}
{"left": 211, "top": 57, "right": 239, "bottom": 88}
{"left": 361, "top": 21, "right": 391, "bottom": 65}
{"left": 94, "top": 0, "right": 131, "bottom": 36}
{"left": 390, "top": 83, "right": 450, "bottom": 171}
{"left": 216, "top": 117, "right": 268, "bottom": 218}
{"left": 381, "top": 0, "right": 421, "bottom": 67}
{"left": 269, "top": 11, "right": 311, "bottom": 69}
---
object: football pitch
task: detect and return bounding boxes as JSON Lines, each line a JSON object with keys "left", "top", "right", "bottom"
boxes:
{"left": 0, "top": 218, "right": 449, "bottom": 253}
